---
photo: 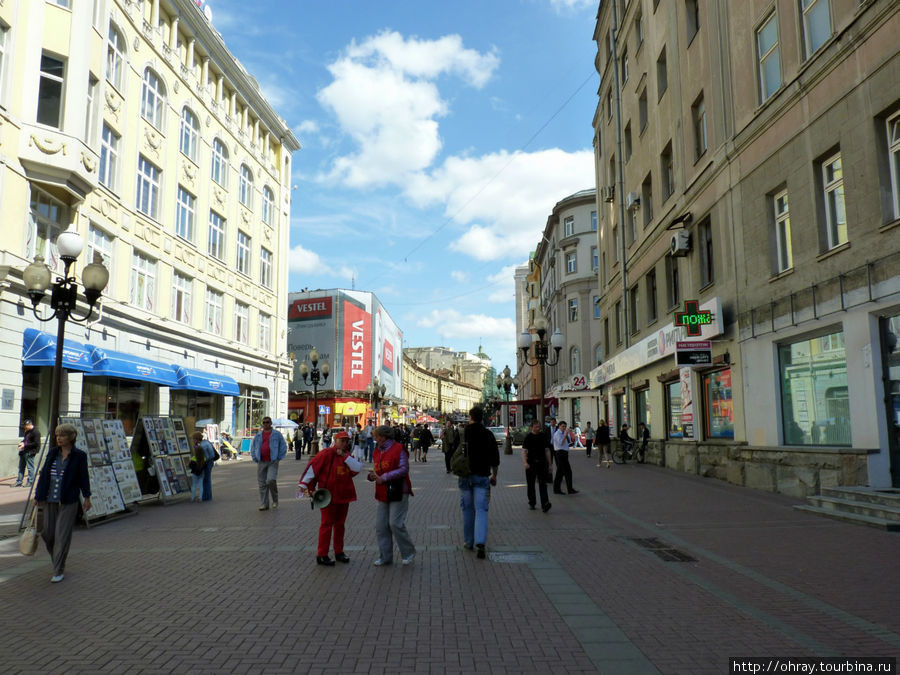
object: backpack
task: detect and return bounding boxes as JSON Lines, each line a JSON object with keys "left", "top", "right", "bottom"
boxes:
{"left": 450, "top": 440, "right": 470, "bottom": 477}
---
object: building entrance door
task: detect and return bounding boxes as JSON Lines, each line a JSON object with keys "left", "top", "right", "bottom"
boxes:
{"left": 882, "top": 313, "right": 900, "bottom": 487}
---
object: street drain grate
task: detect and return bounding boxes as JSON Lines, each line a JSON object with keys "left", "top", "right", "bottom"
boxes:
{"left": 488, "top": 552, "right": 543, "bottom": 564}
{"left": 627, "top": 537, "right": 697, "bottom": 562}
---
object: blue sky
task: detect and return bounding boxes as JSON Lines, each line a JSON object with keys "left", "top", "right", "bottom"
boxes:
{"left": 209, "top": 0, "right": 599, "bottom": 373}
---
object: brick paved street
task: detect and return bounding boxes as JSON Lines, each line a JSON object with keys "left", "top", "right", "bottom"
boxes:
{"left": 1, "top": 449, "right": 898, "bottom": 674}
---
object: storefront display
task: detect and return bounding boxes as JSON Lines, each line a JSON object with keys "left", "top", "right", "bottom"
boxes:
{"left": 131, "top": 416, "right": 194, "bottom": 503}
{"left": 703, "top": 368, "right": 734, "bottom": 439}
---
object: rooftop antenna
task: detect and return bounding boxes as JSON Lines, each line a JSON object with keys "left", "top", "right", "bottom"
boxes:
{"left": 351, "top": 272, "right": 356, "bottom": 290}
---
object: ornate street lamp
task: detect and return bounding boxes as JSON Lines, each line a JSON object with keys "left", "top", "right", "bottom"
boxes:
{"left": 495, "top": 365, "right": 515, "bottom": 454}
{"left": 517, "top": 315, "right": 564, "bottom": 429}
{"left": 297, "top": 347, "right": 330, "bottom": 454}
{"left": 366, "top": 376, "right": 387, "bottom": 425}
{"left": 23, "top": 230, "right": 109, "bottom": 433}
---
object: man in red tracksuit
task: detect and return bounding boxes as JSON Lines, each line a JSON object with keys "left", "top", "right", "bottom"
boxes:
{"left": 298, "top": 431, "right": 362, "bottom": 566}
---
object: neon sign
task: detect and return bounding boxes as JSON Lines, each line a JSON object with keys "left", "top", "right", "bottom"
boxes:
{"left": 674, "top": 300, "right": 712, "bottom": 337}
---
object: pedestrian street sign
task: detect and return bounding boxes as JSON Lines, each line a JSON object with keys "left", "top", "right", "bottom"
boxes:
{"left": 319, "top": 405, "right": 330, "bottom": 415}
{"left": 674, "top": 299, "right": 713, "bottom": 336}
{"left": 676, "top": 340, "right": 712, "bottom": 366}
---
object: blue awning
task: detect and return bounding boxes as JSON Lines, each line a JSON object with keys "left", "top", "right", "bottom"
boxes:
{"left": 22, "top": 328, "right": 94, "bottom": 372}
{"left": 88, "top": 346, "right": 180, "bottom": 387}
{"left": 172, "top": 366, "right": 240, "bottom": 396}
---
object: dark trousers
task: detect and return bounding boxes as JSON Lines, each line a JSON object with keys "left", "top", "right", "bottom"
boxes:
{"left": 585, "top": 440, "right": 593, "bottom": 457}
{"left": 553, "top": 452, "right": 574, "bottom": 493}
{"left": 525, "top": 466, "right": 550, "bottom": 508}
{"left": 444, "top": 449, "right": 453, "bottom": 473}
{"left": 41, "top": 501, "right": 79, "bottom": 576}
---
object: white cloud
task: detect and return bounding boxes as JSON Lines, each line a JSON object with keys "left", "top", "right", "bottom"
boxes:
{"left": 450, "top": 270, "right": 469, "bottom": 283}
{"left": 317, "top": 31, "right": 499, "bottom": 187}
{"left": 287, "top": 244, "right": 323, "bottom": 273}
{"left": 486, "top": 265, "right": 519, "bottom": 303}
{"left": 295, "top": 120, "right": 320, "bottom": 135}
{"left": 416, "top": 309, "right": 515, "bottom": 341}
{"left": 548, "top": 0, "right": 596, "bottom": 12}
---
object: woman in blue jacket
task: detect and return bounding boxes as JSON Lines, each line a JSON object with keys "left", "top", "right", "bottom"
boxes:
{"left": 33, "top": 423, "right": 92, "bottom": 583}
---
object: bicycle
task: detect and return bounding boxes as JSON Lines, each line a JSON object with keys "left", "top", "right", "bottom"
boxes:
{"left": 612, "top": 438, "right": 645, "bottom": 464}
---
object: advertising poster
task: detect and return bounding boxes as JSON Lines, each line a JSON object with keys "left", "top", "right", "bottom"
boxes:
{"left": 374, "top": 298, "right": 403, "bottom": 400}
{"left": 287, "top": 295, "right": 337, "bottom": 390}
{"left": 342, "top": 295, "right": 372, "bottom": 392}
{"left": 680, "top": 367, "right": 695, "bottom": 439}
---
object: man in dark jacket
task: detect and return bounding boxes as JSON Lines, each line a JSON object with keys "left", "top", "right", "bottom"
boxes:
{"left": 15, "top": 419, "right": 40, "bottom": 487}
{"left": 418, "top": 425, "right": 434, "bottom": 462}
{"left": 458, "top": 406, "right": 500, "bottom": 559}
{"left": 442, "top": 420, "right": 460, "bottom": 474}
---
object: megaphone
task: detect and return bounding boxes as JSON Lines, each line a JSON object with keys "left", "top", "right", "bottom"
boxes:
{"left": 310, "top": 488, "right": 332, "bottom": 510}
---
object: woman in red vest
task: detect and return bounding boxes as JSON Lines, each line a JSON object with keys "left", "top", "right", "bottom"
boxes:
{"left": 298, "top": 431, "right": 362, "bottom": 566}
{"left": 367, "top": 425, "right": 416, "bottom": 566}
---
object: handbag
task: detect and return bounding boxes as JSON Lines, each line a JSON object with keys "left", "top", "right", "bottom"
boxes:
{"left": 385, "top": 478, "right": 404, "bottom": 502}
{"left": 19, "top": 509, "right": 39, "bottom": 556}
{"left": 450, "top": 442, "right": 471, "bottom": 477}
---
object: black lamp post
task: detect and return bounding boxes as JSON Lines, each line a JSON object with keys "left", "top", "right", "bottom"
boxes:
{"left": 495, "top": 365, "right": 515, "bottom": 454}
{"left": 518, "top": 316, "right": 564, "bottom": 428}
{"left": 298, "top": 347, "right": 329, "bottom": 454}
{"left": 22, "top": 230, "right": 109, "bottom": 434}
{"left": 366, "top": 376, "right": 386, "bottom": 425}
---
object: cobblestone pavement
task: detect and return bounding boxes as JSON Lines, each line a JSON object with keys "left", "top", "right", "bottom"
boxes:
{"left": 1, "top": 448, "right": 898, "bottom": 674}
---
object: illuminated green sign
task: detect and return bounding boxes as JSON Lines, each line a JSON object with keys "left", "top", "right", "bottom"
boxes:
{"left": 674, "top": 300, "right": 712, "bottom": 337}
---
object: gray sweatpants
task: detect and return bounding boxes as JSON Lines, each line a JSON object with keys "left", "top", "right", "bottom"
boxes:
{"left": 375, "top": 495, "right": 415, "bottom": 562}
{"left": 41, "top": 501, "right": 80, "bottom": 576}
{"left": 257, "top": 460, "right": 279, "bottom": 507}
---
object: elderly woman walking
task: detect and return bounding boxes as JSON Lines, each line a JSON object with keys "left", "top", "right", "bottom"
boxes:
{"left": 367, "top": 425, "right": 416, "bottom": 566}
{"left": 33, "top": 423, "right": 92, "bottom": 583}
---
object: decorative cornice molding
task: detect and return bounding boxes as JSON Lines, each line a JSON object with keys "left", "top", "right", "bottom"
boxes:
{"left": 29, "top": 135, "right": 66, "bottom": 155}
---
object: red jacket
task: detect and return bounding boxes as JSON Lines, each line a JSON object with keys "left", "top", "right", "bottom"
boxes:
{"left": 373, "top": 439, "right": 413, "bottom": 502}
{"left": 299, "top": 446, "right": 359, "bottom": 504}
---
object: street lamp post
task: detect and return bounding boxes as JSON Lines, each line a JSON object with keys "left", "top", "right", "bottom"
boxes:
{"left": 517, "top": 316, "right": 564, "bottom": 430}
{"left": 298, "top": 347, "right": 329, "bottom": 454}
{"left": 366, "top": 377, "right": 386, "bottom": 425}
{"left": 496, "top": 365, "right": 515, "bottom": 454}
{"left": 23, "top": 230, "right": 109, "bottom": 434}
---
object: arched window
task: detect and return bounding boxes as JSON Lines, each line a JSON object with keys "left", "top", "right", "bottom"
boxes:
{"left": 106, "top": 24, "right": 126, "bottom": 90}
{"left": 262, "top": 186, "right": 275, "bottom": 225}
{"left": 141, "top": 68, "right": 166, "bottom": 129}
{"left": 179, "top": 107, "right": 199, "bottom": 161}
{"left": 211, "top": 138, "right": 228, "bottom": 187}
{"left": 239, "top": 164, "right": 253, "bottom": 208}
{"left": 570, "top": 347, "right": 580, "bottom": 376}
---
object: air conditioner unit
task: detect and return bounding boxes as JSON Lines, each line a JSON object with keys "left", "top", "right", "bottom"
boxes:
{"left": 602, "top": 185, "right": 615, "bottom": 202}
{"left": 625, "top": 192, "right": 641, "bottom": 211}
{"left": 670, "top": 229, "right": 691, "bottom": 257}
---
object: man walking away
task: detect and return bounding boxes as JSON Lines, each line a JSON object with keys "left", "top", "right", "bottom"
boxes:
{"left": 419, "top": 425, "right": 434, "bottom": 462}
{"left": 251, "top": 417, "right": 287, "bottom": 510}
{"left": 552, "top": 421, "right": 577, "bottom": 495}
{"left": 442, "top": 420, "right": 460, "bottom": 474}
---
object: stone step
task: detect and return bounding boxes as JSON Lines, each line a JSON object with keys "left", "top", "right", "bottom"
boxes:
{"left": 820, "top": 486, "right": 900, "bottom": 508}
{"left": 793, "top": 505, "right": 900, "bottom": 531}
{"left": 804, "top": 495, "right": 900, "bottom": 522}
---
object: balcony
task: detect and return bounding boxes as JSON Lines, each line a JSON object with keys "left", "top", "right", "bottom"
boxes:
{"left": 18, "top": 123, "right": 99, "bottom": 201}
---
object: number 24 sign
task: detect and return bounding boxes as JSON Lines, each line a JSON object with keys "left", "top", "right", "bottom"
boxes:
{"left": 570, "top": 374, "right": 588, "bottom": 390}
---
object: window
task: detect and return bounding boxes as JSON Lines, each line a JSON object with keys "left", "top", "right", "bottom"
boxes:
{"left": 208, "top": 211, "right": 225, "bottom": 260}
{"left": 635, "top": 10, "right": 644, "bottom": 47}
{"left": 591, "top": 246, "right": 599, "bottom": 271}
{"left": 801, "top": 0, "right": 832, "bottom": 59}
{"left": 564, "top": 216, "right": 575, "bottom": 237}
{"left": 774, "top": 189, "right": 793, "bottom": 272}
{"left": 566, "top": 251, "right": 577, "bottom": 274}
{"left": 779, "top": 331, "right": 849, "bottom": 446}
{"left": 661, "top": 142, "right": 674, "bottom": 201}
{"left": 568, "top": 298, "right": 578, "bottom": 322}
{"left": 686, "top": 0, "right": 700, "bottom": 44}
{"left": 624, "top": 122, "right": 632, "bottom": 163}
{"left": 615, "top": 300, "right": 622, "bottom": 344}
{"left": 234, "top": 302, "right": 249, "bottom": 344}
{"left": 621, "top": 47, "right": 628, "bottom": 84}
{"left": 656, "top": 46, "right": 668, "bottom": 101}
{"left": 175, "top": 187, "right": 196, "bottom": 242}
{"left": 646, "top": 269, "right": 658, "bottom": 323}
{"left": 602, "top": 251, "right": 607, "bottom": 287}
{"left": 692, "top": 93, "right": 707, "bottom": 160}
{"left": 84, "top": 76, "right": 98, "bottom": 142}
{"left": 236, "top": 230, "right": 251, "bottom": 276}
{"left": 171, "top": 272, "right": 192, "bottom": 324}
{"left": 205, "top": 288, "right": 223, "bottom": 335}
{"left": 570, "top": 347, "right": 580, "bottom": 375}
{"left": 606, "top": 88, "right": 613, "bottom": 121}
{"left": 239, "top": 164, "right": 253, "bottom": 209}
{"left": 629, "top": 285, "right": 639, "bottom": 334}
{"left": 703, "top": 368, "right": 734, "bottom": 439}
{"left": 50, "top": 0, "right": 70, "bottom": 6}
{"left": 135, "top": 155, "right": 161, "bottom": 219}
{"left": 87, "top": 224, "right": 113, "bottom": 292}
{"left": 642, "top": 173, "right": 654, "bottom": 226}
{"left": 0, "top": 24, "right": 8, "bottom": 102}
{"left": 638, "top": 87, "right": 648, "bottom": 132}
{"left": 591, "top": 210, "right": 597, "bottom": 231}
{"left": 627, "top": 208, "right": 637, "bottom": 246}
{"left": 37, "top": 53, "right": 65, "bottom": 128}
{"left": 99, "top": 124, "right": 119, "bottom": 190}
{"left": 666, "top": 254, "right": 680, "bottom": 308}
{"left": 260, "top": 248, "right": 273, "bottom": 288}
{"left": 258, "top": 312, "right": 272, "bottom": 351}
{"left": 699, "top": 219, "right": 714, "bottom": 287}
{"left": 26, "top": 186, "right": 66, "bottom": 271}
{"left": 140, "top": 68, "right": 165, "bottom": 130}
{"left": 666, "top": 380, "right": 686, "bottom": 439}
{"left": 211, "top": 138, "right": 228, "bottom": 187}
{"left": 822, "top": 153, "right": 847, "bottom": 250}
{"left": 593, "top": 295, "right": 601, "bottom": 319}
{"left": 604, "top": 317, "right": 610, "bottom": 355}
{"left": 180, "top": 108, "right": 200, "bottom": 162}
{"left": 634, "top": 389, "right": 650, "bottom": 429}
{"left": 106, "top": 24, "right": 125, "bottom": 90}
{"left": 757, "top": 12, "right": 782, "bottom": 103}
{"left": 613, "top": 225, "right": 620, "bottom": 262}
{"left": 129, "top": 251, "right": 156, "bottom": 311}
{"left": 888, "top": 113, "right": 900, "bottom": 220}
{"left": 262, "top": 186, "right": 275, "bottom": 225}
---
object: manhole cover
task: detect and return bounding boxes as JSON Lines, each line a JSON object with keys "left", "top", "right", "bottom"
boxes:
{"left": 488, "top": 551, "right": 543, "bottom": 564}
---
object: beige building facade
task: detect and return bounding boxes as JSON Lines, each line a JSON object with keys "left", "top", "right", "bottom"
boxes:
{"left": 402, "top": 352, "right": 482, "bottom": 420}
{"left": 590, "top": 0, "right": 900, "bottom": 496}
{"left": 0, "top": 0, "right": 299, "bottom": 474}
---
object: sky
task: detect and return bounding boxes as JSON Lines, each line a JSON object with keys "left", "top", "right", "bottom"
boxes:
{"left": 208, "top": 0, "right": 600, "bottom": 374}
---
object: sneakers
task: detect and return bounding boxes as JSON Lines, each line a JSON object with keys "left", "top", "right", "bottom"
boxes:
{"left": 373, "top": 558, "right": 392, "bottom": 566}
{"left": 334, "top": 553, "right": 350, "bottom": 564}
{"left": 272, "top": 501, "right": 278, "bottom": 510}
{"left": 401, "top": 553, "right": 415, "bottom": 566}
{"left": 258, "top": 505, "right": 269, "bottom": 511}
{"left": 316, "top": 556, "right": 335, "bottom": 566}
{"left": 476, "top": 545, "right": 486, "bottom": 560}
{"left": 463, "top": 543, "right": 474, "bottom": 551}
{"left": 50, "top": 574, "right": 64, "bottom": 583}
{"left": 542, "top": 503, "right": 552, "bottom": 513}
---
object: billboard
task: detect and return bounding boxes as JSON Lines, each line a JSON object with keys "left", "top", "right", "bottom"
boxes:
{"left": 374, "top": 298, "right": 403, "bottom": 400}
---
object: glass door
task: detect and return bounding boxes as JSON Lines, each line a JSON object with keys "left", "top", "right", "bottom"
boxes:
{"left": 882, "top": 314, "right": 900, "bottom": 487}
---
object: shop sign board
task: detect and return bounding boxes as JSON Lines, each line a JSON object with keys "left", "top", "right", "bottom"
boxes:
{"left": 676, "top": 341, "right": 712, "bottom": 366}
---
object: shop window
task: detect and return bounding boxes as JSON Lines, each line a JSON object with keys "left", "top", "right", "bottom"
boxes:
{"left": 82, "top": 377, "right": 156, "bottom": 435}
{"left": 170, "top": 389, "right": 225, "bottom": 433}
{"left": 779, "top": 330, "right": 850, "bottom": 446}
{"left": 702, "top": 368, "right": 734, "bottom": 439}
{"left": 634, "top": 388, "right": 649, "bottom": 430}
{"left": 666, "top": 380, "right": 685, "bottom": 439}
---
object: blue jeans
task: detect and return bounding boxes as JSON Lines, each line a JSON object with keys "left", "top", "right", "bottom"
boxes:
{"left": 458, "top": 475, "right": 491, "bottom": 547}
{"left": 365, "top": 437, "right": 375, "bottom": 462}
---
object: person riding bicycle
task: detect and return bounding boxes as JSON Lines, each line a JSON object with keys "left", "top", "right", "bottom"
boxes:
{"left": 619, "top": 424, "right": 634, "bottom": 452}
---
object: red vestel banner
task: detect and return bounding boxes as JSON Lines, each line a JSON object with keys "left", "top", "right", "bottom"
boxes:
{"left": 383, "top": 340, "right": 394, "bottom": 372}
{"left": 342, "top": 301, "right": 371, "bottom": 390}
{"left": 288, "top": 297, "right": 332, "bottom": 320}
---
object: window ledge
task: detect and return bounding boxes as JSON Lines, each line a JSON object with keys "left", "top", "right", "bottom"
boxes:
{"left": 768, "top": 267, "right": 794, "bottom": 283}
{"left": 879, "top": 217, "right": 900, "bottom": 233}
{"left": 699, "top": 281, "right": 714, "bottom": 293}
{"left": 816, "top": 240, "right": 850, "bottom": 262}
